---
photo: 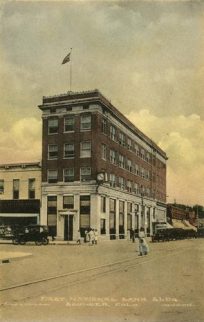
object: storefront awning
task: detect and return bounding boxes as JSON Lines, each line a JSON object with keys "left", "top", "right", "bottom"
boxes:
{"left": 183, "top": 220, "right": 197, "bottom": 231}
{"left": 172, "top": 219, "right": 192, "bottom": 230}
{"left": 0, "top": 213, "right": 39, "bottom": 218}
{"left": 166, "top": 222, "right": 174, "bottom": 229}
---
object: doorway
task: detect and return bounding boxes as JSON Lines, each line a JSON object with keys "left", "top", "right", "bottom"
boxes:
{"left": 64, "top": 215, "right": 73, "bottom": 241}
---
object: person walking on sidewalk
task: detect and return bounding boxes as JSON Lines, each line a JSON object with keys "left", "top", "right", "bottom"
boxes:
{"left": 88, "top": 228, "right": 95, "bottom": 245}
{"left": 138, "top": 227, "right": 149, "bottom": 256}
{"left": 94, "top": 229, "right": 98, "bottom": 244}
{"left": 76, "top": 230, "right": 81, "bottom": 244}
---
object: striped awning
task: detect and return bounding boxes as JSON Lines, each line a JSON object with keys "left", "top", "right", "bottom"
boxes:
{"left": 183, "top": 220, "right": 197, "bottom": 231}
{"left": 172, "top": 219, "right": 191, "bottom": 230}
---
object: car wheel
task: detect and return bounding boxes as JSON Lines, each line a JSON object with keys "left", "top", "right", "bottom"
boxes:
{"left": 19, "top": 239, "right": 26, "bottom": 245}
{"left": 12, "top": 238, "right": 19, "bottom": 245}
{"left": 35, "top": 240, "right": 42, "bottom": 246}
{"left": 42, "top": 237, "right": 49, "bottom": 245}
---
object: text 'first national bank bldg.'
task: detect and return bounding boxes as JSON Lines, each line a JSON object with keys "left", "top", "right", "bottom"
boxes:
{"left": 39, "top": 90, "right": 167, "bottom": 241}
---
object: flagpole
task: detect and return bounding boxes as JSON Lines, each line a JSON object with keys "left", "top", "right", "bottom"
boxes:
{"left": 70, "top": 48, "right": 72, "bottom": 92}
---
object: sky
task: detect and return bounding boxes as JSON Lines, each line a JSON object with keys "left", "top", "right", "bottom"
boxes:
{"left": 0, "top": 0, "right": 204, "bottom": 205}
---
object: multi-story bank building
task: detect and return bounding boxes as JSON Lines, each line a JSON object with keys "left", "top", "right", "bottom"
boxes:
{"left": 39, "top": 90, "right": 167, "bottom": 241}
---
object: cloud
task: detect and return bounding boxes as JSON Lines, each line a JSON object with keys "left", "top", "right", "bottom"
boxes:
{"left": 0, "top": 117, "right": 41, "bottom": 163}
{"left": 126, "top": 110, "right": 204, "bottom": 205}
{"left": 0, "top": 1, "right": 204, "bottom": 206}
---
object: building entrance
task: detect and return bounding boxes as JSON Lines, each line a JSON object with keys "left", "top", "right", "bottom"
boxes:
{"left": 64, "top": 215, "right": 73, "bottom": 241}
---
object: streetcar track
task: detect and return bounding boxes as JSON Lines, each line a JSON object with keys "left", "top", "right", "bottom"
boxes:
{"left": 0, "top": 246, "right": 190, "bottom": 295}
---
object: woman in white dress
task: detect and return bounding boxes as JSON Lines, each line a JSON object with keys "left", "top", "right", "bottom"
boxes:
{"left": 138, "top": 227, "right": 149, "bottom": 256}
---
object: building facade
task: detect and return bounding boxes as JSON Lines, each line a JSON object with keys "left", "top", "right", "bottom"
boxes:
{"left": 39, "top": 90, "right": 167, "bottom": 240}
{"left": 167, "top": 204, "right": 197, "bottom": 230}
{"left": 0, "top": 162, "right": 41, "bottom": 226}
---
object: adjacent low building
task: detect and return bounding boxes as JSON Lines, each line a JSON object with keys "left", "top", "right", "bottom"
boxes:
{"left": 39, "top": 89, "right": 168, "bottom": 241}
{"left": 167, "top": 204, "right": 197, "bottom": 231}
{"left": 0, "top": 162, "right": 41, "bottom": 226}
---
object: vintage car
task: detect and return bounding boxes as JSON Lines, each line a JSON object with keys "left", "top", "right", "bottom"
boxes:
{"left": 0, "top": 225, "right": 14, "bottom": 240}
{"left": 12, "top": 225, "right": 49, "bottom": 245}
{"left": 152, "top": 227, "right": 197, "bottom": 242}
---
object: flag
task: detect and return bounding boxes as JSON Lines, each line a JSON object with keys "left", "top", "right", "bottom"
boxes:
{"left": 62, "top": 52, "right": 71, "bottom": 65}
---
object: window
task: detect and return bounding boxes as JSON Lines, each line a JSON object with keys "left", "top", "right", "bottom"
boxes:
{"left": 63, "top": 196, "right": 74, "bottom": 209}
{"left": 146, "top": 152, "right": 150, "bottom": 163}
{"left": 145, "top": 170, "right": 150, "bottom": 180}
{"left": 80, "top": 167, "right": 91, "bottom": 181}
{"left": 101, "top": 144, "right": 107, "bottom": 160}
{"left": 110, "top": 149, "right": 116, "bottom": 164}
{"left": 81, "top": 114, "right": 91, "bottom": 130}
{"left": 134, "top": 183, "right": 139, "bottom": 194}
{"left": 118, "top": 177, "right": 125, "bottom": 190}
{"left": 48, "top": 118, "right": 58, "bottom": 134}
{"left": 127, "top": 159, "right": 132, "bottom": 172}
{"left": 28, "top": 178, "right": 35, "bottom": 199}
{"left": 141, "top": 167, "right": 145, "bottom": 178}
{"left": 146, "top": 187, "right": 150, "bottom": 197}
{"left": 80, "top": 196, "right": 90, "bottom": 229}
{"left": 119, "top": 154, "right": 125, "bottom": 168}
{"left": 127, "top": 180, "right": 132, "bottom": 192}
{"left": 100, "top": 219, "right": 106, "bottom": 234}
{"left": 110, "top": 125, "right": 116, "bottom": 141}
{"left": 141, "top": 149, "right": 145, "bottom": 159}
{"left": 64, "top": 143, "right": 74, "bottom": 158}
{"left": 127, "top": 138, "right": 132, "bottom": 150}
{"left": 64, "top": 116, "right": 75, "bottom": 132}
{"left": 109, "top": 173, "right": 116, "bottom": 187}
{"left": 48, "top": 144, "right": 58, "bottom": 160}
{"left": 101, "top": 196, "right": 106, "bottom": 213}
{"left": 13, "top": 179, "right": 19, "bottom": 199}
{"left": 80, "top": 141, "right": 91, "bottom": 158}
{"left": 135, "top": 164, "right": 139, "bottom": 176}
{"left": 64, "top": 168, "right": 74, "bottom": 182}
{"left": 119, "top": 201, "right": 125, "bottom": 237}
{"left": 47, "top": 196, "right": 57, "bottom": 237}
{"left": 47, "top": 196, "right": 57, "bottom": 214}
{"left": 119, "top": 132, "right": 125, "bottom": 145}
{"left": 48, "top": 170, "right": 58, "bottom": 183}
{"left": 109, "top": 199, "right": 116, "bottom": 237}
{"left": 102, "top": 119, "right": 108, "bottom": 134}
{"left": 127, "top": 202, "right": 132, "bottom": 230}
{"left": 135, "top": 144, "right": 140, "bottom": 156}
{"left": 0, "top": 180, "right": 4, "bottom": 194}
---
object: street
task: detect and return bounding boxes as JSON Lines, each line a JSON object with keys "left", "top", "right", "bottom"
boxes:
{"left": 0, "top": 238, "right": 204, "bottom": 322}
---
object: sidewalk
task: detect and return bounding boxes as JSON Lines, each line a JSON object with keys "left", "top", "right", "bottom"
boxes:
{"left": 0, "top": 251, "right": 32, "bottom": 263}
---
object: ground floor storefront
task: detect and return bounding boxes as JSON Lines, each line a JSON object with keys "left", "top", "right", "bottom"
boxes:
{"left": 0, "top": 199, "right": 40, "bottom": 228}
{"left": 41, "top": 183, "right": 167, "bottom": 241}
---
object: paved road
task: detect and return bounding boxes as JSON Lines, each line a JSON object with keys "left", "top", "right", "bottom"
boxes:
{"left": 0, "top": 238, "right": 204, "bottom": 322}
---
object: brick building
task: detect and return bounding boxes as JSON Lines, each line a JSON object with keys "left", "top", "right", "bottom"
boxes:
{"left": 167, "top": 204, "right": 197, "bottom": 230}
{"left": 39, "top": 90, "right": 167, "bottom": 240}
{"left": 0, "top": 162, "right": 41, "bottom": 226}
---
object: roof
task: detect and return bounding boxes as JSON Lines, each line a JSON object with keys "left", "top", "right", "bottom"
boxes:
{"left": 0, "top": 162, "right": 41, "bottom": 170}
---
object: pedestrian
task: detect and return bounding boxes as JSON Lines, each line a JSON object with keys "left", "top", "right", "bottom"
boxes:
{"left": 94, "top": 229, "right": 98, "bottom": 244}
{"left": 130, "top": 228, "right": 135, "bottom": 243}
{"left": 138, "top": 227, "right": 149, "bottom": 256}
{"left": 76, "top": 230, "right": 81, "bottom": 244}
{"left": 84, "top": 229, "right": 89, "bottom": 243}
{"left": 88, "top": 228, "right": 95, "bottom": 245}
